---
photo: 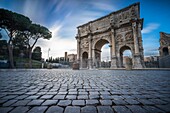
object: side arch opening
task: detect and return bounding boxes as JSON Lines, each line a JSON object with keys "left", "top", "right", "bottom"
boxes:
{"left": 82, "top": 52, "right": 88, "bottom": 68}
{"left": 119, "top": 46, "right": 132, "bottom": 68}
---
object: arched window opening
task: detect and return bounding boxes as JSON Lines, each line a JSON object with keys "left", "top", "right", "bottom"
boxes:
{"left": 163, "top": 47, "right": 169, "bottom": 56}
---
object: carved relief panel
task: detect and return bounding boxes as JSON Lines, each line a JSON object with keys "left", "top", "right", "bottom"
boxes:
{"left": 80, "top": 38, "right": 89, "bottom": 50}
{"left": 125, "top": 32, "right": 133, "bottom": 42}
{"left": 115, "top": 26, "right": 133, "bottom": 45}
{"left": 114, "top": 11, "right": 131, "bottom": 24}
{"left": 160, "top": 39, "right": 169, "bottom": 46}
{"left": 79, "top": 24, "right": 90, "bottom": 37}
{"left": 160, "top": 33, "right": 170, "bottom": 46}
{"left": 91, "top": 17, "right": 110, "bottom": 33}
{"left": 116, "top": 34, "right": 123, "bottom": 43}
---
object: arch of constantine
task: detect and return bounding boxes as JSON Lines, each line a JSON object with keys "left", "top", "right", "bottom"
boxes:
{"left": 76, "top": 3, "right": 145, "bottom": 69}
{"left": 159, "top": 32, "right": 170, "bottom": 68}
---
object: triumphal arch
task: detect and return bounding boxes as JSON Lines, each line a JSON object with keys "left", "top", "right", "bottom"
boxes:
{"left": 76, "top": 3, "right": 145, "bottom": 69}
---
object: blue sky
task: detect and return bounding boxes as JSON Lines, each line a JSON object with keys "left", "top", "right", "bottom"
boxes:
{"left": 0, "top": 0, "right": 170, "bottom": 60}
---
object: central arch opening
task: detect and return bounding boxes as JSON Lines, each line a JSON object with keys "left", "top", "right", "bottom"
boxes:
{"left": 94, "top": 39, "right": 110, "bottom": 68}
{"left": 120, "top": 46, "right": 132, "bottom": 68}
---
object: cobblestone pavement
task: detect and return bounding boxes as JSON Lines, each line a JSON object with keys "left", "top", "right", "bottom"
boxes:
{"left": 0, "top": 69, "right": 170, "bottom": 113}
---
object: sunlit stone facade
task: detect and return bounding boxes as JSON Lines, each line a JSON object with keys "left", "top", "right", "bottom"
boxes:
{"left": 76, "top": 3, "right": 145, "bottom": 69}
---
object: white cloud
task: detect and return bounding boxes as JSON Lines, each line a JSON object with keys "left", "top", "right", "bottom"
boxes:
{"left": 23, "top": 0, "right": 43, "bottom": 24}
{"left": 37, "top": 9, "right": 107, "bottom": 59}
{"left": 21, "top": 0, "right": 118, "bottom": 59}
{"left": 91, "top": 1, "right": 117, "bottom": 11}
{"left": 35, "top": 21, "right": 77, "bottom": 59}
{"left": 142, "top": 23, "right": 160, "bottom": 34}
{"left": 36, "top": 36, "right": 77, "bottom": 59}
{"left": 142, "top": 35, "right": 160, "bottom": 56}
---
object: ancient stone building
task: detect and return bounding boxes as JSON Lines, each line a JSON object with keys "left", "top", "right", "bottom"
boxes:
{"left": 159, "top": 32, "right": 170, "bottom": 68}
{"left": 67, "top": 54, "right": 77, "bottom": 67}
{"left": 76, "top": 2, "right": 145, "bottom": 69}
{"left": 159, "top": 32, "right": 170, "bottom": 57}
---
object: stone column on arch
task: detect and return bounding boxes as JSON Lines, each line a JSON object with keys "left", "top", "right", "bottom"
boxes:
{"left": 138, "top": 22, "right": 145, "bottom": 67}
{"left": 132, "top": 21, "right": 143, "bottom": 68}
{"left": 92, "top": 48, "right": 96, "bottom": 69}
{"left": 76, "top": 34, "right": 83, "bottom": 69}
{"left": 117, "top": 52, "right": 122, "bottom": 68}
{"left": 88, "top": 34, "right": 92, "bottom": 69}
{"left": 132, "top": 22, "right": 140, "bottom": 54}
{"left": 109, "top": 44, "right": 112, "bottom": 68}
{"left": 77, "top": 38, "right": 80, "bottom": 62}
{"left": 110, "top": 28, "right": 118, "bottom": 68}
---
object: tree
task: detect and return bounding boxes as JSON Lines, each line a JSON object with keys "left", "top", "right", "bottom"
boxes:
{"left": 0, "top": 32, "right": 2, "bottom": 39}
{"left": 13, "top": 32, "right": 29, "bottom": 49}
{"left": 0, "top": 8, "right": 32, "bottom": 68}
{"left": 32, "top": 46, "right": 42, "bottom": 61}
{"left": 0, "top": 8, "right": 52, "bottom": 68}
{"left": 22, "top": 23, "right": 52, "bottom": 68}
{"left": 0, "top": 40, "right": 8, "bottom": 59}
{"left": 13, "top": 32, "right": 29, "bottom": 58}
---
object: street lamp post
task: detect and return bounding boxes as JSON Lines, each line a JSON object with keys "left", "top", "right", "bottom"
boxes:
{"left": 47, "top": 48, "right": 51, "bottom": 69}
{"left": 48, "top": 48, "right": 50, "bottom": 61}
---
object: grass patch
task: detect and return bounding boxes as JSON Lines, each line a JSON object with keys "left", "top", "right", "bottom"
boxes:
{"left": 14, "top": 58, "right": 42, "bottom": 68}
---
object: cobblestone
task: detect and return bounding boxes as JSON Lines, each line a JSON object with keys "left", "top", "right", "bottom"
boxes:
{"left": 42, "top": 100, "right": 58, "bottom": 106}
{"left": 143, "top": 105, "right": 165, "bottom": 113}
{"left": 97, "top": 106, "right": 114, "bottom": 113}
{"left": 53, "top": 95, "right": 66, "bottom": 99}
{"left": 3, "top": 100, "right": 17, "bottom": 106}
{"left": 0, "top": 107, "right": 13, "bottom": 113}
{"left": 112, "top": 99, "right": 128, "bottom": 105}
{"left": 100, "top": 99, "right": 112, "bottom": 105}
{"left": 40, "top": 95, "right": 54, "bottom": 99}
{"left": 66, "top": 95, "right": 77, "bottom": 99}
{"left": 27, "top": 106, "right": 48, "bottom": 113}
{"left": 64, "top": 106, "right": 80, "bottom": 113}
{"left": 89, "top": 94, "right": 99, "bottom": 99}
{"left": 126, "top": 105, "right": 147, "bottom": 113}
{"left": 72, "top": 100, "right": 85, "bottom": 106}
{"left": 113, "top": 106, "right": 131, "bottom": 113}
{"left": 124, "top": 99, "right": 140, "bottom": 104}
{"left": 11, "top": 100, "right": 31, "bottom": 106}
{"left": 81, "top": 106, "right": 97, "bottom": 113}
{"left": 27, "top": 100, "right": 44, "bottom": 106}
{"left": 0, "top": 69, "right": 170, "bottom": 113}
{"left": 86, "top": 100, "right": 99, "bottom": 105}
{"left": 58, "top": 100, "right": 72, "bottom": 106}
{"left": 78, "top": 95, "right": 88, "bottom": 99}
{"left": 10, "top": 106, "right": 29, "bottom": 113}
{"left": 46, "top": 106, "right": 64, "bottom": 113}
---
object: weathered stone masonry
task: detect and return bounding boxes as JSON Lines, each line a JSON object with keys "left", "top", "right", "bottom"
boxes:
{"left": 76, "top": 3, "right": 145, "bottom": 69}
{"left": 159, "top": 32, "right": 170, "bottom": 68}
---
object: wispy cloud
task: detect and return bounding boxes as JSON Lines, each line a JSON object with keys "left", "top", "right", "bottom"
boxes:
{"left": 36, "top": 20, "right": 76, "bottom": 58}
{"left": 20, "top": 0, "right": 118, "bottom": 59}
{"left": 143, "top": 35, "right": 160, "bottom": 56}
{"left": 23, "top": 0, "right": 44, "bottom": 24}
{"left": 36, "top": 36, "right": 77, "bottom": 59}
{"left": 90, "top": 1, "right": 117, "bottom": 11}
{"left": 142, "top": 23, "right": 160, "bottom": 34}
{"left": 144, "top": 48, "right": 159, "bottom": 56}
